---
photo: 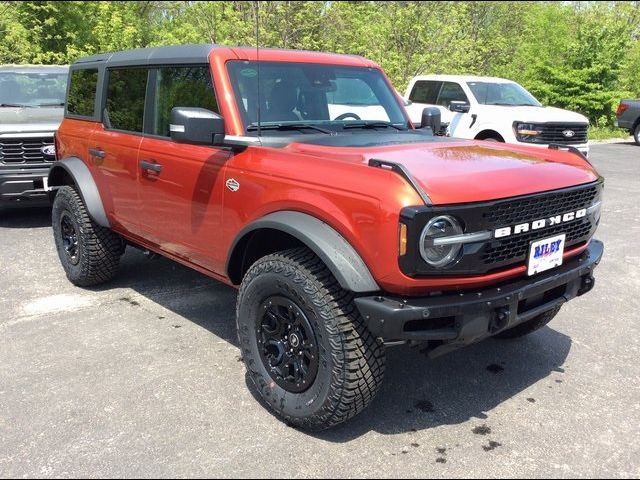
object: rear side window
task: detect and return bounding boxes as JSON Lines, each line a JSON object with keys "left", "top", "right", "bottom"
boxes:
{"left": 409, "top": 81, "right": 441, "bottom": 104}
{"left": 105, "top": 68, "right": 148, "bottom": 133}
{"left": 149, "top": 66, "right": 217, "bottom": 137}
{"left": 436, "top": 82, "right": 468, "bottom": 107}
{"left": 67, "top": 68, "right": 98, "bottom": 117}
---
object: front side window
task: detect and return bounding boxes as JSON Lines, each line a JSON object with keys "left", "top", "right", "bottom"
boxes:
{"left": 436, "top": 82, "right": 468, "bottom": 107}
{"left": 105, "top": 68, "right": 148, "bottom": 132}
{"left": 149, "top": 66, "right": 218, "bottom": 137}
{"left": 227, "top": 61, "right": 406, "bottom": 131}
{"left": 66, "top": 68, "right": 97, "bottom": 117}
{"left": 467, "top": 81, "right": 541, "bottom": 107}
{"left": 409, "top": 80, "right": 441, "bottom": 104}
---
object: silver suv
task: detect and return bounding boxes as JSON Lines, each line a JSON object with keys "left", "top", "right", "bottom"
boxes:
{"left": 0, "top": 65, "right": 68, "bottom": 210}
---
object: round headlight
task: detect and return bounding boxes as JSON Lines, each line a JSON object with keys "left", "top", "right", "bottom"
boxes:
{"left": 419, "top": 215, "right": 463, "bottom": 268}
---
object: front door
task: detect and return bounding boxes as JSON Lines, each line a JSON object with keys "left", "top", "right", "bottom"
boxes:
{"left": 137, "top": 65, "right": 229, "bottom": 273}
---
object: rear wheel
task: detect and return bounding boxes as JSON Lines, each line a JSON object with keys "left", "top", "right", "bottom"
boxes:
{"left": 493, "top": 306, "right": 561, "bottom": 339}
{"left": 236, "top": 247, "right": 385, "bottom": 430}
{"left": 52, "top": 186, "right": 124, "bottom": 286}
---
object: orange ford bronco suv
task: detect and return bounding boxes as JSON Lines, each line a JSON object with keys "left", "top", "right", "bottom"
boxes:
{"left": 49, "top": 45, "right": 603, "bottom": 430}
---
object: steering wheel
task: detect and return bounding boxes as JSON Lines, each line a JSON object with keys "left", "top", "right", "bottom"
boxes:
{"left": 334, "top": 112, "right": 362, "bottom": 121}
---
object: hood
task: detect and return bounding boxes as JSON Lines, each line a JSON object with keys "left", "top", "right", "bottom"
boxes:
{"left": 485, "top": 105, "right": 589, "bottom": 124}
{"left": 286, "top": 138, "right": 599, "bottom": 205}
{"left": 0, "top": 106, "right": 63, "bottom": 134}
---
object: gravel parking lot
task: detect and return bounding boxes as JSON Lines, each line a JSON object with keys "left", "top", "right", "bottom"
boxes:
{"left": 1, "top": 142, "right": 638, "bottom": 478}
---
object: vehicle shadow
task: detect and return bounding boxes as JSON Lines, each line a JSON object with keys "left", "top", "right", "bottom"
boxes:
{"left": 91, "top": 247, "right": 572, "bottom": 440}
{"left": 244, "top": 326, "right": 571, "bottom": 441}
{"left": 0, "top": 206, "right": 52, "bottom": 228}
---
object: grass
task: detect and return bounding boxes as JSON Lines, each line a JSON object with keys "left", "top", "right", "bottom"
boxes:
{"left": 589, "top": 126, "right": 632, "bottom": 141}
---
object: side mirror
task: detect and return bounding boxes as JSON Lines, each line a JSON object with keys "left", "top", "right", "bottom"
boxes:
{"left": 449, "top": 101, "right": 470, "bottom": 113}
{"left": 170, "top": 107, "right": 225, "bottom": 145}
{"left": 420, "top": 107, "right": 441, "bottom": 134}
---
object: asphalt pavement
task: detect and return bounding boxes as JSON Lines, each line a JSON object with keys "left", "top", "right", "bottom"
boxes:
{"left": 0, "top": 142, "right": 638, "bottom": 478}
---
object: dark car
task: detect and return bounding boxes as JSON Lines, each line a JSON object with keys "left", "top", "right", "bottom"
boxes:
{"left": 0, "top": 65, "right": 68, "bottom": 210}
{"left": 616, "top": 99, "right": 640, "bottom": 145}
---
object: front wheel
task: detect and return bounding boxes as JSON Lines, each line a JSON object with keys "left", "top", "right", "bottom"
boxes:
{"left": 634, "top": 123, "right": 640, "bottom": 146}
{"left": 236, "top": 247, "right": 385, "bottom": 430}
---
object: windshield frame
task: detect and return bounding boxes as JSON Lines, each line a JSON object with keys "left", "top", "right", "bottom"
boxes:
{"left": 466, "top": 80, "right": 541, "bottom": 107}
{"left": 226, "top": 60, "right": 411, "bottom": 135}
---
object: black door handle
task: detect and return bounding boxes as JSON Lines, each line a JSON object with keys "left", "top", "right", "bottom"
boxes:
{"left": 140, "top": 160, "right": 162, "bottom": 173}
{"left": 88, "top": 148, "right": 105, "bottom": 158}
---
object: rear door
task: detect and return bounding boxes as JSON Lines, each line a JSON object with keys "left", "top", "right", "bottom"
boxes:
{"left": 90, "top": 67, "right": 149, "bottom": 235}
{"left": 137, "top": 65, "right": 230, "bottom": 273}
{"left": 405, "top": 80, "right": 442, "bottom": 125}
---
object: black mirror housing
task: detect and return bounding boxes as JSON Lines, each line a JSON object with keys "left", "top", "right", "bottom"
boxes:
{"left": 420, "top": 107, "right": 441, "bottom": 134}
{"left": 170, "top": 107, "right": 225, "bottom": 145}
{"left": 449, "top": 101, "right": 470, "bottom": 113}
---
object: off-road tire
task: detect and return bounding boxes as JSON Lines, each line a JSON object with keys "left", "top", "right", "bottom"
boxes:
{"left": 236, "top": 247, "right": 385, "bottom": 430}
{"left": 52, "top": 186, "right": 124, "bottom": 286}
{"left": 634, "top": 123, "right": 640, "bottom": 146}
{"left": 493, "top": 306, "right": 562, "bottom": 339}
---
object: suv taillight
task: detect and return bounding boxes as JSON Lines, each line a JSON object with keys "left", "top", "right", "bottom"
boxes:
{"left": 616, "top": 103, "right": 628, "bottom": 117}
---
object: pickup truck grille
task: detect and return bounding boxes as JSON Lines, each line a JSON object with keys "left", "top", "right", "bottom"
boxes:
{"left": 0, "top": 137, "right": 55, "bottom": 165}
{"left": 524, "top": 123, "right": 589, "bottom": 145}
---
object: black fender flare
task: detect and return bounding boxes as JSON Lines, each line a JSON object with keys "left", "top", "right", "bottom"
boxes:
{"left": 227, "top": 211, "right": 380, "bottom": 293}
{"left": 48, "top": 157, "right": 110, "bottom": 227}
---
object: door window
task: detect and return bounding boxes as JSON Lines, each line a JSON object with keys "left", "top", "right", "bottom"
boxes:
{"left": 105, "top": 68, "right": 149, "bottom": 133}
{"left": 148, "top": 66, "right": 218, "bottom": 137}
{"left": 436, "top": 82, "right": 468, "bottom": 107}
{"left": 409, "top": 81, "right": 441, "bottom": 104}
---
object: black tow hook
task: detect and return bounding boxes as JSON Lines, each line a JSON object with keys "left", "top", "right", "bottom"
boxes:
{"left": 578, "top": 275, "right": 595, "bottom": 296}
{"left": 489, "top": 306, "right": 510, "bottom": 333}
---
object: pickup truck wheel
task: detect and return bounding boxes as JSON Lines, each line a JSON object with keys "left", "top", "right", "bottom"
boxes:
{"left": 493, "top": 306, "right": 561, "bottom": 339}
{"left": 634, "top": 123, "right": 640, "bottom": 146}
{"left": 236, "top": 247, "right": 385, "bottom": 430}
{"left": 52, "top": 186, "right": 124, "bottom": 287}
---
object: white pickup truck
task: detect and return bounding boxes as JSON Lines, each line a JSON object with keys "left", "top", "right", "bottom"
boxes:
{"left": 403, "top": 75, "right": 590, "bottom": 156}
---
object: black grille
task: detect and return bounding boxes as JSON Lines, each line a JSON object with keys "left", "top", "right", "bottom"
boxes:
{"left": 482, "top": 219, "right": 593, "bottom": 265}
{"left": 0, "top": 137, "right": 54, "bottom": 164}
{"left": 524, "top": 123, "right": 588, "bottom": 144}
{"left": 482, "top": 184, "right": 599, "bottom": 227}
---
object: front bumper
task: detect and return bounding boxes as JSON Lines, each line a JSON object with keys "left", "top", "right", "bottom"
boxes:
{"left": 0, "top": 167, "right": 52, "bottom": 207}
{"left": 355, "top": 240, "right": 603, "bottom": 351}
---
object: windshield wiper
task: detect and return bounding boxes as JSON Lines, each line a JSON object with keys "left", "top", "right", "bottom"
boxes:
{"left": 0, "top": 103, "right": 29, "bottom": 107}
{"left": 36, "top": 102, "right": 65, "bottom": 107}
{"left": 247, "top": 122, "right": 334, "bottom": 135}
{"left": 341, "top": 120, "right": 405, "bottom": 131}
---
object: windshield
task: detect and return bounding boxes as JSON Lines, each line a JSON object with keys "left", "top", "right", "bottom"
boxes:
{"left": 467, "top": 81, "right": 541, "bottom": 107}
{"left": 0, "top": 71, "right": 68, "bottom": 107}
{"left": 227, "top": 61, "right": 407, "bottom": 133}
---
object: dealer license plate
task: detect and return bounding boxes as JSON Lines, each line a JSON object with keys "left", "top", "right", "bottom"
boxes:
{"left": 527, "top": 234, "right": 566, "bottom": 276}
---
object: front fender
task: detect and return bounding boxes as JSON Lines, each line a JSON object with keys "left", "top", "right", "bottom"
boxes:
{"left": 227, "top": 211, "right": 380, "bottom": 293}
{"left": 48, "top": 157, "right": 110, "bottom": 227}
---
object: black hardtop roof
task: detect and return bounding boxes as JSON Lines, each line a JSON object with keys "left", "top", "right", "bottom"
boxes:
{"left": 71, "top": 44, "right": 217, "bottom": 69}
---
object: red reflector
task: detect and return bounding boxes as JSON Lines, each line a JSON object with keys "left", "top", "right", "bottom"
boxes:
{"left": 616, "top": 103, "right": 628, "bottom": 117}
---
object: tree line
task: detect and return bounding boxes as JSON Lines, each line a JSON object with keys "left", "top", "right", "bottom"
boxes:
{"left": 1, "top": 1, "right": 638, "bottom": 126}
